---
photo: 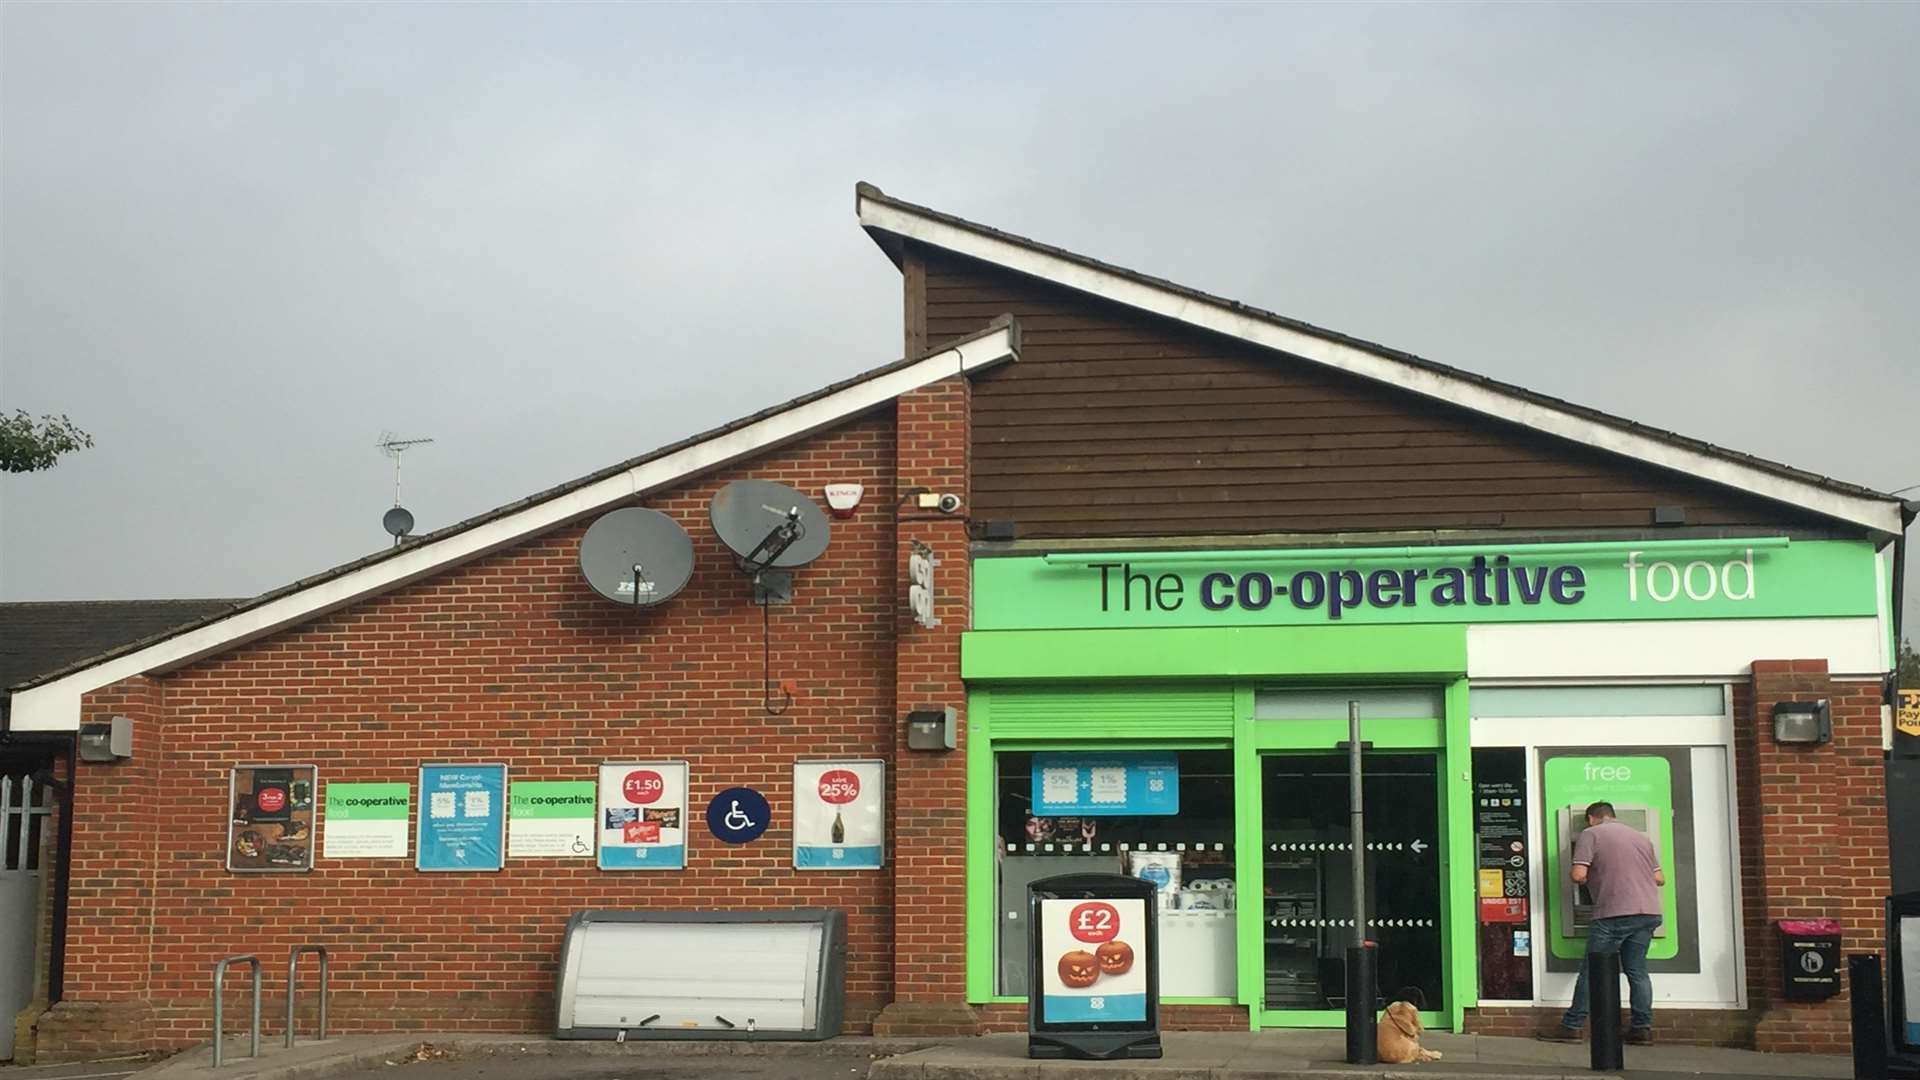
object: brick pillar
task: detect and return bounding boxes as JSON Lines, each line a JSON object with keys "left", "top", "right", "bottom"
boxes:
{"left": 1744, "top": 659, "right": 1887, "bottom": 1053}
{"left": 33, "top": 675, "right": 164, "bottom": 1062}
{"left": 872, "top": 376, "right": 980, "bottom": 1037}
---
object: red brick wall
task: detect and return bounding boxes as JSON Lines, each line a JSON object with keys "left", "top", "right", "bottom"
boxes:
{"left": 64, "top": 677, "right": 164, "bottom": 1007}
{"left": 43, "top": 415, "right": 904, "bottom": 1059}
{"left": 873, "top": 374, "right": 978, "bottom": 1036}
{"left": 1743, "top": 661, "right": 1887, "bottom": 1053}
{"left": 1465, "top": 1005, "right": 1759, "bottom": 1046}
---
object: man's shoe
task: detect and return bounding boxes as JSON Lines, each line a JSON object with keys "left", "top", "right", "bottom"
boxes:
{"left": 1536, "top": 1026, "right": 1583, "bottom": 1043}
{"left": 1626, "top": 1027, "right": 1654, "bottom": 1046}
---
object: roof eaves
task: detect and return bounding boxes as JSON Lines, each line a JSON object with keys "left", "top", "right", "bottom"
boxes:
{"left": 9, "top": 317, "right": 1020, "bottom": 694}
{"left": 854, "top": 182, "right": 1903, "bottom": 519}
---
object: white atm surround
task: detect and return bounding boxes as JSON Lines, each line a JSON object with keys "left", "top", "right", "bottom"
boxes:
{"left": 1472, "top": 688, "right": 1747, "bottom": 1011}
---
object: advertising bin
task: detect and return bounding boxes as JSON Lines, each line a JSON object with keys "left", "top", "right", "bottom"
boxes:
{"left": 1778, "top": 918, "right": 1842, "bottom": 1001}
{"left": 1027, "top": 872, "right": 1162, "bottom": 1060}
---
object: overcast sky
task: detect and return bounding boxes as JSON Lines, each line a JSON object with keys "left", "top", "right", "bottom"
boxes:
{"left": 3, "top": 3, "right": 1915, "bottom": 630}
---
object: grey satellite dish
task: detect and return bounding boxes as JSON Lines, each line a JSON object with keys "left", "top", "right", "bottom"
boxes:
{"left": 578, "top": 507, "right": 695, "bottom": 607}
{"left": 709, "top": 479, "right": 831, "bottom": 571}
{"left": 383, "top": 506, "right": 415, "bottom": 540}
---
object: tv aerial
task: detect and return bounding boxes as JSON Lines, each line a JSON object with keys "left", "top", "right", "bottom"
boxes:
{"left": 377, "top": 432, "right": 434, "bottom": 547}
{"left": 709, "top": 479, "right": 833, "bottom": 715}
{"left": 578, "top": 507, "right": 695, "bottom": 609}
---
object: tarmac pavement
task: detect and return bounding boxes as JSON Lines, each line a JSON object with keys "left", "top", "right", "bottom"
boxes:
{"left": 0, "top": 1061, "right": 145, "bottom": 1080}
{"left": 867, "top": 1030, "right": 1851, "bottom": 1079}
{"left": 22, "top": 1028, "right": 1849, "bottom": 1080}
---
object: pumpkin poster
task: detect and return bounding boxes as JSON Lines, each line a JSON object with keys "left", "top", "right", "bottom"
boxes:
{"left": 597, "top": 761, "right": 687, "bottom": 870}
{"left": 792, "top": 759, "right": 884, "bottom": 870}
{"left": 1038, "top": 897, "right": 1147, "bottom": 1023}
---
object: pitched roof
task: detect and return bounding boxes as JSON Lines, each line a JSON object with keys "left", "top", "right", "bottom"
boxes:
{"left": 856, "top": 182, "right": 1909, "bottom": 537}
{"left": 0, "top": 600, "right": 240, "bottom": 693}
{"left": 5, "top": 318, "right": 1020, "bottom": 731}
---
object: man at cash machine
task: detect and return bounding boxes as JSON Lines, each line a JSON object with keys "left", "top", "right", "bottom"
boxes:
{"left": 1541, "top": 801, "right": 1665, "bottom": 1045}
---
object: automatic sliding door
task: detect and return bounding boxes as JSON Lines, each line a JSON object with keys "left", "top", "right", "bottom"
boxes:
{"left": 1262, "top": 753, "right": 1442, "bottom": 1012}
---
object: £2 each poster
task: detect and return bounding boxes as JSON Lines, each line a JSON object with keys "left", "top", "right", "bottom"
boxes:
{"left": 598, "top": 761, "right": 687, "bottom": 869}
{"left": 1039, "top": 896, "right": 1148, "bottom": 1023}
{"left": 793, "top": 759, "right": 884, "bottom": 870}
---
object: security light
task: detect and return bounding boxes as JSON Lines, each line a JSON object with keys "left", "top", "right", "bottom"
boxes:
{"left": 1772, "top": 700, "right": 1831, "bottom": 746}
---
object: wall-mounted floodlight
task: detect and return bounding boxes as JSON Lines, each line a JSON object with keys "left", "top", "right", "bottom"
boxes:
{"left": 1772, "top": 700, "right": 1831, "bottom": 747}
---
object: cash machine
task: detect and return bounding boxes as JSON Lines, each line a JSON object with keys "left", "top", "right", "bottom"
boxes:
{"left": 1553, "top": 803, "right": 1668, "bottom": 938}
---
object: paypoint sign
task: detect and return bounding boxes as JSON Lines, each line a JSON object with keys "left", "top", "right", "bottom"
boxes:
{"left": 971, "top": 540, "right": 1876, "bottom": 631}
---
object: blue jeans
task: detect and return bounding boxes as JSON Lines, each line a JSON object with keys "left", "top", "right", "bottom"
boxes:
{"left": 1561, "top": 913, "right": 1662, "bottom": 1031}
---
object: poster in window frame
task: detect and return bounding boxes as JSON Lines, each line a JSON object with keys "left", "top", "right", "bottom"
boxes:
{"left": 597, "top": 760, "right": 689, "bottom": 870}
{"left": 227, "top": 764, "right": 318, "bottom": 873}
{"left": 416, "top": 762, "right": 508, "bottom": 872}
{"left": 793, "top": 759, "right": 885, "bottom": 870}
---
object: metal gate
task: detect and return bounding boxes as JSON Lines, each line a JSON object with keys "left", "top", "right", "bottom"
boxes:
{"left": 0, "top": 773, "right": 52, "bottom": 1060}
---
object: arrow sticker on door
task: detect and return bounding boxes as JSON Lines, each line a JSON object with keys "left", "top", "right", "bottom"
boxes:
{"left": 1268, "top": 840, "right": 1433, "bottom": 853}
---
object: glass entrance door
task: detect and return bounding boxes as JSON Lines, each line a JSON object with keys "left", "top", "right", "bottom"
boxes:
{"left": 1261, "top": 752, "right": 1443, "bottom": 1014}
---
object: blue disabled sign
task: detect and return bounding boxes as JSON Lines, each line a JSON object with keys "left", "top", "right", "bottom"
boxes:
{"left": 706, "top": 787, "right": 770, "bottom": 844}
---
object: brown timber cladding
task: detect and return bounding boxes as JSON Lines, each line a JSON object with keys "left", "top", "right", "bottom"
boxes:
{"left": 913, "top": 247, "right": 1831, "bottom": 539}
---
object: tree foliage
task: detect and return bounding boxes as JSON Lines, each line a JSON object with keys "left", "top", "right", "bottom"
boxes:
{"left": 0, "top": 410, "right": 94, "bottom": 473}
{"left": 1901, "top": 637, "right": 1920, "bottom": 688}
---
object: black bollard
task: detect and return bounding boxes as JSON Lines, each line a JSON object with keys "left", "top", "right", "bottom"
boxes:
{"left": 1850, "top": 954, "right": 1889, "bottom": 1080}
{"left": 1345, "top": 943, "right": 1379, "bottom": 1065}
{"left": 1588, "top": 951, "right": 1623, "bottom": 1072}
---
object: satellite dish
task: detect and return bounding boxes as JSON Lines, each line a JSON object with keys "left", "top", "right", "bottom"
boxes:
{"left": 709, "top": 480, "right": 831, "bottom": 571}
{"left": 578, "top": 507, "right": 695, "bottom": 607}
{"left": 383, "top": 506, "right": 415, "bottom": 540}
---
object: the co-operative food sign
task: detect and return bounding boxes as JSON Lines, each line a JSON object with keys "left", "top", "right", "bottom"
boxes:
{"left": 972, "top": 540, "right": 1877, "bottom": 630}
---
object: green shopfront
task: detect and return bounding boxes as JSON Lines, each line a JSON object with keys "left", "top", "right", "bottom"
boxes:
{"left": 961, "top": 538, "right": 1893, "bottom": 1031}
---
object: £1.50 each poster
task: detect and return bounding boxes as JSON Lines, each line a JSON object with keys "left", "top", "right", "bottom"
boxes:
{"left": 598, "top": 761, "right": 687, "bottom": 870}
{"left": 793, "top": 759, "right": 884, "bottom": 870}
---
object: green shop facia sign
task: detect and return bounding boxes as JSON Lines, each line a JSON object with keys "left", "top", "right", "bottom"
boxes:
{"left": 972, "top": 539, "right": 1876, "bottom": 631}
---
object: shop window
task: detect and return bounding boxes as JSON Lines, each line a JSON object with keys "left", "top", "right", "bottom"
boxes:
{"left": 1472, "top": 747, "right": 1532, "bottom": 1001}
{"left": 1255, "top": 687, "right": 1444, "bottom": 721}
{"left": 1472, "top": 685, "right": 1725, "bottom": 718}
{"left": 993, "top": 749, "right": 1235, "bottom": 998}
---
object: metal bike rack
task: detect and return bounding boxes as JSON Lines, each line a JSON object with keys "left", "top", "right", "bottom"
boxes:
{"left": 286, "top": 944, "right": 331, "bottom": 1048}
{"left": 211, "top": 954, "right": 262, "bottom": 1067}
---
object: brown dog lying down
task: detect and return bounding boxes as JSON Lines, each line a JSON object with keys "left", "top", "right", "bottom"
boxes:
{"left": 1378, "top": 1000, "right": 1443, "bottom": 1064}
